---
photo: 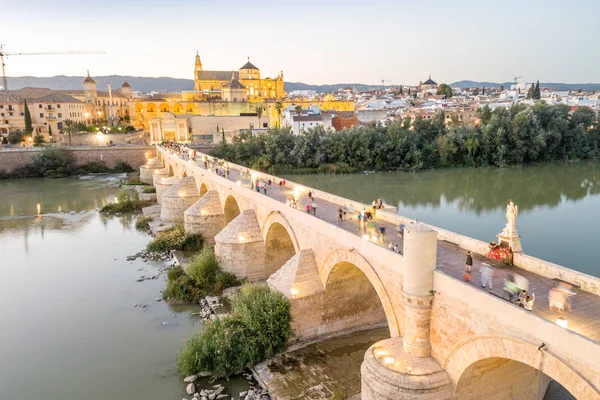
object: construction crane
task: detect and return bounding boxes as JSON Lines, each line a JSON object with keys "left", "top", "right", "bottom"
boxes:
{"left": 513, "top": 76, "right": 521, "bottom": 85}
{"left": 0, "top": 44, "right": 106, "bottom": 92}
{"left": 380, "top": 79, "right": 392, "bottom": 91}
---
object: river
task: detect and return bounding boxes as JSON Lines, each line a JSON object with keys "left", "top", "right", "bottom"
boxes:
{"left": 286, "top": 161, "right": 600, "bottom": 277}
{"left": 0, "top": 176, "right": 248, "bottom": 400}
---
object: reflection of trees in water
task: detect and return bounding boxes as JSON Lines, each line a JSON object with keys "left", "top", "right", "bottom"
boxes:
{"left": 288, "top": 162, "right": 600, "bottom": 215}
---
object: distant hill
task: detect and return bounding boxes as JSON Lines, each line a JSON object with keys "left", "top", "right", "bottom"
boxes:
{"left": 5, "top": 75, "right": 599, "bottom": 94}
{"left": 450, "top": 80, "right": 600, "bottom": 91}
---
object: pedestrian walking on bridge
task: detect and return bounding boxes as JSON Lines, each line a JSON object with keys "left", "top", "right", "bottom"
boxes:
{"left": 465, "top": 251, "right": 473, "bottom": 273}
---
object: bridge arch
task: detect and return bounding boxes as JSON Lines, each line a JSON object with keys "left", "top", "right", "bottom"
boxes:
{"left": 223, "top": 195, "right": 241, "bottom": 223}
{"left": 168, "top": 164, "right": 174, "bottom": 176}
{"left": 320, "top": 248, "right": 400, "bottom": 338}
{"left": 444, "top": 335, "right": 598, "bottom": 400}
{"left": 261, "top": 212, "right": 300, "bottom": 277}
{"left": 199, "top": 182, "right": 208, "bottom": 197}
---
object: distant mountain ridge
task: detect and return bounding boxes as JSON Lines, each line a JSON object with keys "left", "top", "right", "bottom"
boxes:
{"left": 4, "top": 76, "right": 600, "bottom": 94}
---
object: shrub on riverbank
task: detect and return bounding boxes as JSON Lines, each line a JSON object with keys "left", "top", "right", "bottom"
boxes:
{"left": 146, "top": 224, "right": 204, "bottom": 252}
{"left": 101, "top": 190, "right": 141, "bottom": 213}
{"left": 142, "top": 186, "right": 156, "bottom": 193}
{"left": 135, "top": 215, "right": 153, "bottom": 231}
{"left": 177, "top": 284, "right": 293, "bottom": 378}
{"left": 163, "top": 248, "right": 238, "bottom": 303}
{"left": 121, "top": 180, "right": 149, "bottom": 186}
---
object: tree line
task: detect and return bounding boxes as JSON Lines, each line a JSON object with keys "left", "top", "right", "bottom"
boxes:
{"left": 210, "top": 103, "right": 599, "bottom": 173}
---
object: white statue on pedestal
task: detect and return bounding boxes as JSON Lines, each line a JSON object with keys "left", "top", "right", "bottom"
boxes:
{"left": 498, "top": 201, "right": 522, "bottom": 253}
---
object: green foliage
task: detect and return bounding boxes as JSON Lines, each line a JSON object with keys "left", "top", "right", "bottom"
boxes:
{"left": 177, "top": 284, "right": 293, "bottom": 378}
{"left": 147, "top": 224, "right": 204, "bottom": 252}
{"left": 33, "top": 134, "right": 45, "bottom": 146}
{"left": 62, "top": 119, "right": 78, "bottom": 147}
{"left": 142, "top": 186, "right": 156, "bottom": 193}
{"left": 113, "top": 160, "right": 134, "bottom": 172}
{"left": 81, "top": 160, "right": 111, "bottom": 173}
{"left": 7, "top": 129, "right": 24, "bottom": 144}
{"left": 24, "top": 100, "right": 33, "bottom": 135}
{"left": 100, "top": 189, "right": 141, "bottom": 213}
{"left": 135, "top": 215, "right": 153, "bottom": 231}
{"left": 436, "top": 83, "right": 453, "bottom": 98}
{"left": 186, "top": 248, "right": 238, "bottom": 293}
{"left": 208, "top": 104, "right": 600, "bottom": 172}
{"left": 30, "top": 147, "right": 77, "bottom": 178}
{"left": 121, "top": 180, "right": 149, "bottom": 186}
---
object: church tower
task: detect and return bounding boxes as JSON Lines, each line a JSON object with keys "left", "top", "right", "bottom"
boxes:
{"left": 195, "top": 51, "right": 203, "bottom": 73}
{"left": 83, "top": 70, "right": 97, "bottom": 103}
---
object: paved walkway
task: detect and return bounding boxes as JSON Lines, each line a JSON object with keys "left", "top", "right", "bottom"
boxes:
{"left": 178, "top": 153, "right": 600, "bottom": 343}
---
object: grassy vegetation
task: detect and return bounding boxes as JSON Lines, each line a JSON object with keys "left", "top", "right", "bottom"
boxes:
{"left": 163, "top": 247, "right": 238, "bottom": 303}
{"left": 100, "top": 189, "right": 143, "bottom": 213}
{"left": 146, "top": 224, "right": 204, "bottom": 253}
{"left": 142, "top": 186, "right": 156, "bottom": 193}
{"left": 121, "top": 180, "right": 149, "bottom": 186}
{"left": 177, "top": 284, "right": 293, "bottom": 379}
{"left": 135, "top": 215, "right": 153, "bottom": 231}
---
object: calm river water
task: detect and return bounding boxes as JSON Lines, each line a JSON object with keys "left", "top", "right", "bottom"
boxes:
{"left": 287, "top": 162, "right": 600, "bottom": 277}
{"left": 0, "top": 176, "right": 247, "bottom": 400}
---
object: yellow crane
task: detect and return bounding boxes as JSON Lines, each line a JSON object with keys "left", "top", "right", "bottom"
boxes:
{"left": 0, "top": 44, "right": 105, "bottom": 92}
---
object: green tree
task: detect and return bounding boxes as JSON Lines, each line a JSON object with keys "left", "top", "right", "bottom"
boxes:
{"left": 23, "top": 99, "right": 33, "bottom": 135}
{"left": 254, "top": 105, "right": 264, "bottom": 129}
{"left": 7, "top": 129, "right": 24, "bottom": 144}
{"left": 62, "top": 119, "right": 77, "bottom": 147}
{"left": 526, "top": 83, "right": 535, "bottom": 99}
{"left": 482, "top": 87, "right": 485, "bottom": 95}
{"left": 48, "top": 126, "right": 53, "bottom": 137}
{"left": 436, "top": 83, "right": 453, "bottom": 98}
{"left": 274, "top": 101, "right": 283, "bottom": 128}
{"left": 399, "top": 85, "right": 403, "bottom": 95}
{"left": 33, "top": 133, "right": 45, "bottom": 146}
{"left": 499, "top": 85, "right": 505, "bottom": 91}
{"left": 473, "top": 88, "right": 479, "bottom": 96}
{"left": 534, "top": 80, "right": 541, "bottom": 100}
{"left": 408, "top": 87, "right": 411, "bottom": 96}
{"left": 294, "top": 105, "right": 302, "bottom": 115}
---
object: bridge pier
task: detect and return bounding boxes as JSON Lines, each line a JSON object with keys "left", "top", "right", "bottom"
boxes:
{"left": 152, "top": 167, "right": 171, "bottom": 186}
{"left": 184, "top": 191, "right": 225, "bottom": 245}
{"left": 214, "top": 210, "right": 266, "bottom": 281}
{"left": 155, "top": 176, "right": 180, "bottom": 205}
{"left": 160, "top": 177, "right": 200, "bottom": 222}
{"left": 139, "top": 157, "right": 163, "bottom": 184}
{"left": 362, "top": 225, "right": 454, "bottom": 400}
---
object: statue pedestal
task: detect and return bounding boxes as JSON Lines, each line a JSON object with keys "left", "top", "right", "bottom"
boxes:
{"left": 497, "top": 225, "right": 522, "bottom": 253}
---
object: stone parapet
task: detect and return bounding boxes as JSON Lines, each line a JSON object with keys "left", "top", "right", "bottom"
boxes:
{"left": 160, "top": 177, "right": 200, "bottom": 222}
{"left": 361, "top": 338, "right": 454, "bottom": 400}
{"left": 214, "top": 210, "right": 266, "bottom": 281}
{"left": 184, "top": 191, "right": 225, "bottom": 245}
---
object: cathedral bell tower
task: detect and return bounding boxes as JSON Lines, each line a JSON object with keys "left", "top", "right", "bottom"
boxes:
{"left": 195, "top": 51, "right": 203, "bottom": 73}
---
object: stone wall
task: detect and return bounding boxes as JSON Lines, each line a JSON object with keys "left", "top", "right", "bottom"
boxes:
{"left": 0, "top": 146, "right": 154, "bottom": 172}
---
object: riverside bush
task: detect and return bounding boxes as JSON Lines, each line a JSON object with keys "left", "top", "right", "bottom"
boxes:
{"left": 100, "top": 189, "right": 141, "bottom": 213}
{"left": 135, "top": 215, "right": 153, "bottom": 231}
{"left": 163, "top": 248, "right": 238, "bottom": 303}
{"left": 146, "top": 224, "right": 204, "bottom": 252}
{"left": 177, "top": 284, "right": 293, "bottom": 378}
{"left": 142, "top": 186, "right": 156, "bottom": 193}
{"left": 80, "top": 160, "right": 112, "bottom": 173}
{"left": 113, "top": 160, "right": 135, "bottom": 173}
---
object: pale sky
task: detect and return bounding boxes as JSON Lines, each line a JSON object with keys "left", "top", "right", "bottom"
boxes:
{"left": 1, "top": 0, "right": 599, "bottom": 85}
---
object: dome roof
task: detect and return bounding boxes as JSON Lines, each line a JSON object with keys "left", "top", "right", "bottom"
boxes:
{"left": 122, "top": 80, "right": 131, "bottom": 88}
{"left": 84, "top": 71, "right": 95, "bottom": 84}
{"left": 422, "top": 75, "right": 437, "bottom": 85}
{"left": 240, "top": 57, "right": 258, "bottom": 70}
{"left": 223, "top": 77, "right": 246, "bottom": 89}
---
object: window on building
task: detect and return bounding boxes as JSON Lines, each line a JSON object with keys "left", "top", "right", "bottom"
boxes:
{"left": 0, "top": 105, "right": 3, "bottom": 109}
{"left": 20, "top": 112, "right": 23, "bottom": 116}
{"left": 0, "top": 113, "right": 3, "bottom": 116}
{"left": 57, "top": 104, "right": 60, "bottom": 108}
{"left": 39, "top": 113, "right": 43, "bottom": 118}
{"left": 9, "top": 113, "right": 13, "bottom": 117}
{"left": 39, "top": 104, "right": 42, "bottom": 108}
{"left": 58, "top": 113, "right": 62, "bottom": 118}
{"left": 263, "top": 123, "right": 268, "bottom": 128}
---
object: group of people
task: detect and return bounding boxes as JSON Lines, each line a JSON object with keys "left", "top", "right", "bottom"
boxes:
{"left": 548, "top": 283, "right": 576, "bottom": 313}
{"left": 159, "top": 141, "right": 187, "bottom": 159}
{"left": 388, "top": 242, "right": 402, "bottom": 254}
{"left": 254, "top": 179, "right": 271, "bottom": 195}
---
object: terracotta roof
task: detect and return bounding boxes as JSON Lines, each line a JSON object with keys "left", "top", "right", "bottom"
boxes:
{"left": 84, "top": 71, "right": 95, "bottom": 84}
{"left": 36, "top": 92, "right": 82, "bottom": 103}
{"left": 422, "top": 75, "right": 437, "bottom": 85}
{"left": 11, "top": 87, "right": 53, "bottom": 99}
{"left": 196, "top": 70, "right": 239, "bottom": 81}
{"left": 122, "top": 81, "right": 131, "bottom": 88}
{"left": 0, "top": 92, "right": 23, "bottom": 104}
{"left": 223, "top": 78, "right": 246, "bottom": 89}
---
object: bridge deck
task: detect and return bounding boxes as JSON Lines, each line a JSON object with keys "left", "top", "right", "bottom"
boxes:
{"left": 186, "top": 155, "right": 600, "bottom": 343}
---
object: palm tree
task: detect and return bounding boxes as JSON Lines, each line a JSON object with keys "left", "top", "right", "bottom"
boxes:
{"left": 255, "top": 105, "right": 264, "bottom": 130}
{"left": 274, "top": 101, "right": 283, "bottom": 128}
{"left": 294, "top": 105, "right": 302, "bottom": 116}
{"left": 62, "top": 119, "right": 77, "bottom": 147}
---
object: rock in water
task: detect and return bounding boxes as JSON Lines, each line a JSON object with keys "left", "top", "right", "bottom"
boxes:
{"left": 213, "top": 386, "right": 224, "bottom": 396}
{"left": 239, "top": 391, "right": 248, "bottom": 398}
{"left": 216, "top": 395, "right": 227, "bottom": 399}
{"left": 186, "top": 383, "right": 196, "bottom": 395}
{"left": 184, "top": 375, "right": 198, "bottom": 383}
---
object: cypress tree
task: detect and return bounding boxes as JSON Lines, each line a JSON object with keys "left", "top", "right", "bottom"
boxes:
{"left": 535, "top": 80, "right": 541, "bottom": 99}
{"left": 408, "top": 87, "right": 411, "bottom": 95}
{"left": 399, "top": 86, "right": 403, "bottom": 95}
{"left": 48, "top": 126, "right": 53, "bottom": 136}
{"left": 482, "top": 87, "right": 485, "bottom": 95}
{"left": 24, "top": 99, "right": 33, "bottom": 135}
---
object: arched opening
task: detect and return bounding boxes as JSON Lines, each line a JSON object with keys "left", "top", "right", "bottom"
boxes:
{"left": 135, "top": 103, "right": 144, "bottom": 113}
{"left": 146, "top": 103, "right": 156, "bottom": 113}
{"left": 455, "top": 357, "right": 574, "bottom": 400}
{"left": 264, "top": 222, "right": 296, "bottom": 277}
{"left": 173, "top": 103, "right": 183, "bottom": 113}
{"left": 223, "top": 196, "right": 241, "bottom": 224}
{"left": 322, "top": 261, "right": 389, "bottom": 335}
{"left": 199, "top": 183, "right": 208, "bottom": 197}
{"left": 168, "top": 165, "right": 174, "bottom": 176}
{"left": 182, "top": 171, "right": 188, "bottom": 178}
{"left": 159, "top": 102, "right": 170, "bottom": 113}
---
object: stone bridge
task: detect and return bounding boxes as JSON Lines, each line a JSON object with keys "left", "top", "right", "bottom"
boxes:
{"left": 142, "top": 146, "right": 600, "bottom": 400}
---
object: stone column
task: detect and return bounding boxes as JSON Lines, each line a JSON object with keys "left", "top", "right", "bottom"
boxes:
{"left": 152, "top": 167, "right": 170, "bottom": 186}
{"left": 155, "top": 176, "right": 179, "bottom": 205}
{"left": 402, "top": 224, "right": 437, "bottom": 357}
{"left": 184, "top": 191, "right": 224, "bottom": 245}
{"left": 139, "top": 157, "right": 163, "bottom": 184}
{"left": 160, "top": 177, "right": 200, "bottom": 222}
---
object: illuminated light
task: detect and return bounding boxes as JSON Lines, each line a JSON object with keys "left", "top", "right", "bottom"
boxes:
{"left": 383, "top": 357, "right": 394, "bottom": 366}
{"left": 374, "top": 349, "right": 386, "bottom": 357}
{"left": 238, "top": 234, "right": 246, "bottom": 243}
{"left": 154, "top": 170, "right": 159, "bottom": 174}
{"left": 200, "top": 209, "right": 207, "bottom": 216}
{"left": 406, "top": 366, "right": 412, "bottom": 373}
{"left": 290, "top": 288, "right": 298, "bottom": 299}
{"left": 362, "top": 235, "right": 370, "bottom": 241}
{"left": 36, "top": 203, "right": 41, "bottom": 215}
{"left": 556, "top": 317, "right": 568, "bottom": 328}
{"left": 161, "top": 177, "right": 166, "bottom": 182}
{"left": 236, "top": 180, "right": 241, "bottom": 186}
{"left": 251, "top": 173, "right": 257, "bottom": 182}
{"left": 178, "top": 192, "right": 184, "bottom": 197}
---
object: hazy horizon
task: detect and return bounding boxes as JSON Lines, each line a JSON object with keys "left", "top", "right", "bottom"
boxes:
{"left": 2, "top": 0, "right": 599, "bottom": 85}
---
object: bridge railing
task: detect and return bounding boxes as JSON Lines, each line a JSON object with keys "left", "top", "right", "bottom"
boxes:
{"left": 172, "top": 146, "right": 600, "bottom": 297}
